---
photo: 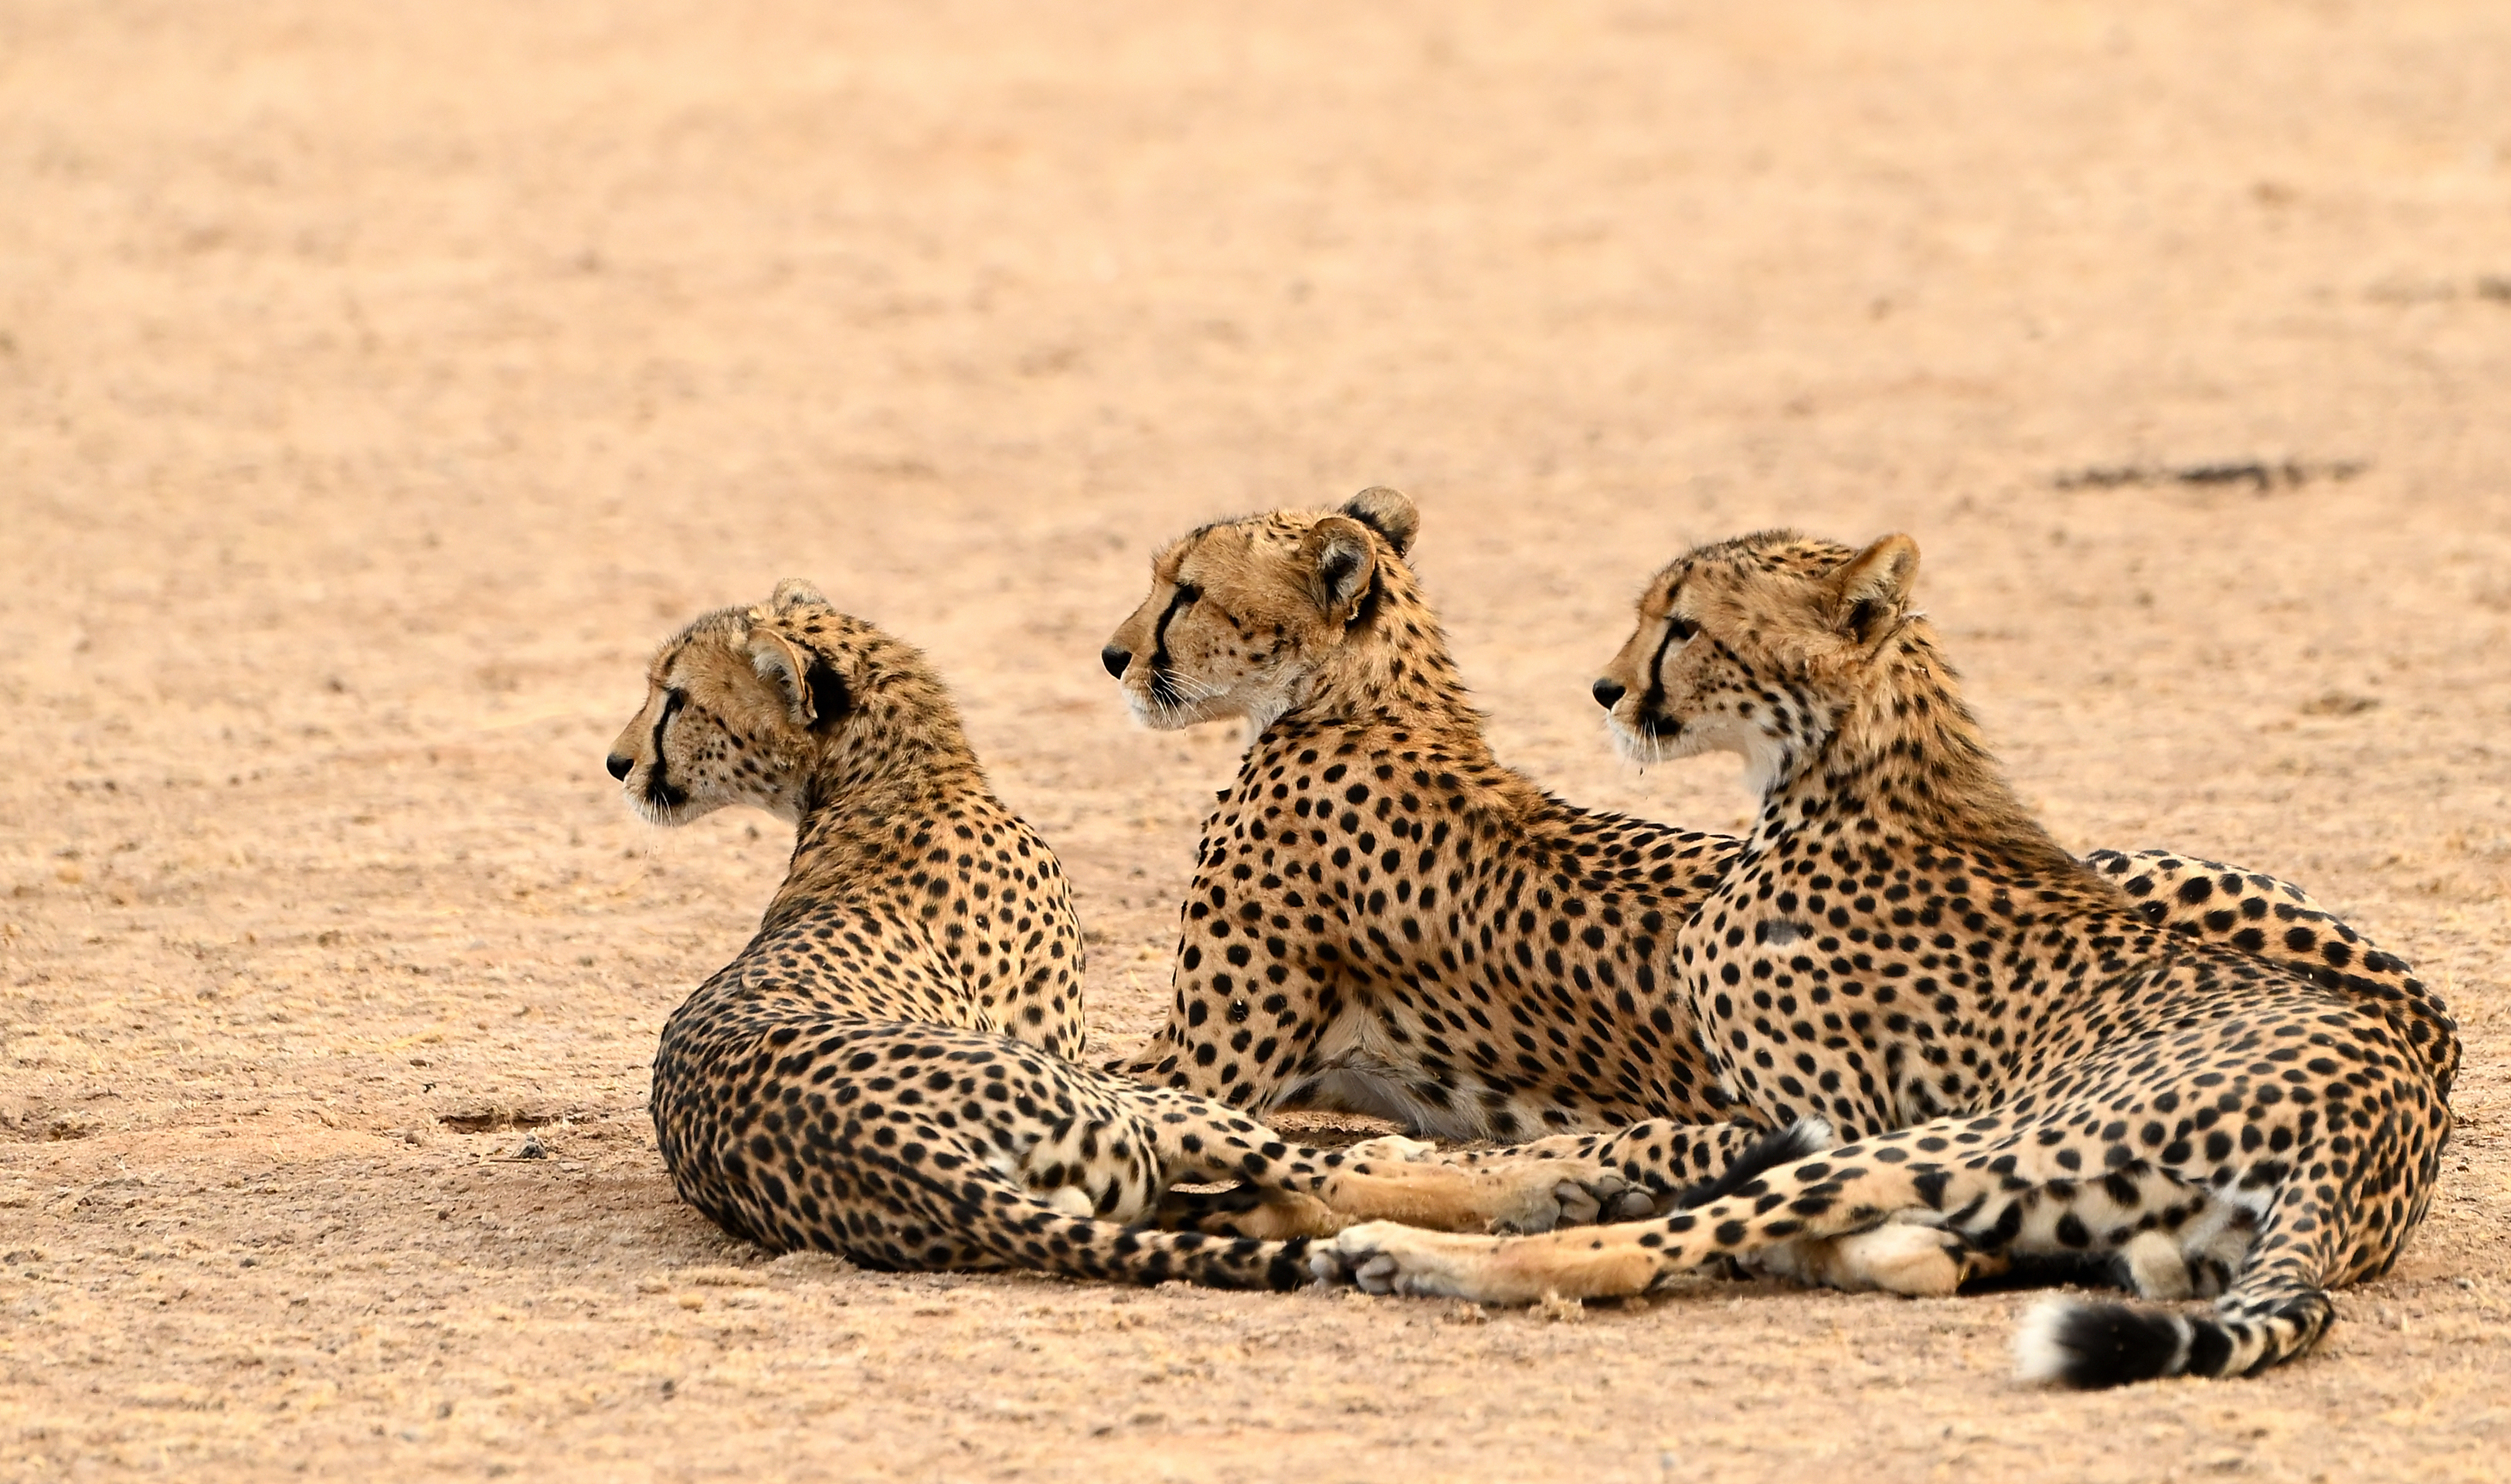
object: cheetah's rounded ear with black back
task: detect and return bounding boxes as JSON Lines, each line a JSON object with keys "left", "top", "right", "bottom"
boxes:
{"left": 746, "top": 626, "right": 852, "bottom": 732}
{"left": 1826, "top": 534, "right": 1921, "bottom": 645}
{"left": 1299, "top": 515, "right": 1381, "bottom": 624}
{"left": 769, "top": 578, "right": 828, "bottom": 613}
{"left": 1340, "top": 487, "right": 1420, "bottom": 559}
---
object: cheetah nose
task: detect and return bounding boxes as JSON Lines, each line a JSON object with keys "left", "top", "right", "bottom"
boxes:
{"left": 605, "top": 752, "right": 633, "bottom": 781}
{"left": 1099, "top": 645, "right": 1132, "bottom": 680}
{"left": 1591, "top": 677, "right": 1626, "bottom": 710}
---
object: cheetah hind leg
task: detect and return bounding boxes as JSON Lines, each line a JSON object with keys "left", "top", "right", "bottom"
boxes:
{"left": 1751, "top": 1221, "right": 2207, "bottom": 1301}
{"left": 1750, "top": 1216, "right": 2008, "bottom": 1298}
{"left": 1654, "top": 1122, "right": 2002, "bottom": 1297}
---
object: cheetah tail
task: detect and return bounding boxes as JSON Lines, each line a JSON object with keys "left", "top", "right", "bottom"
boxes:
{"left": 2013, "top": 1282, "right": 2334, "bottom": 1388}
{"left": 856, "top": 1119, "right": 1321, "bottom": 1291}
{"left": 1670, "top": 1117, "right": 1835, "bottom": 1211}
{"left": 959, "top": 1183, "right": 1320, "bottom": 1292}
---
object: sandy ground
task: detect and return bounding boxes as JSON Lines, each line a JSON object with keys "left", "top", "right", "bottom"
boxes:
{"left": 4, "top": 1, "right": 2510, "bottom": 1479}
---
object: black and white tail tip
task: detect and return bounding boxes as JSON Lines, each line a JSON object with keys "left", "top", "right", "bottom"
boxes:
{"left": 2016, "top": 1299, "right": 2224, "bottom": 1389}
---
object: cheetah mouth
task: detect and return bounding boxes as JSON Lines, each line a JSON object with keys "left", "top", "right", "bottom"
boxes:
{"left": 1606, "top": 707, "right": 1682, "bottom": 758}
{"left": 1122, "top": 667, "right": 1233, "bottom": 731}
{"left": 626, "top": 766, "right": 691, "bottom": 826}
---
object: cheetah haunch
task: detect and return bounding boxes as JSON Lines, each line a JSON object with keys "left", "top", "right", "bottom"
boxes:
{"left": 609, "top": 582, "right": 1619, "bottom": 1287}
{"left": 1320, "top": 531, "right": 2457, "bottom": 1385}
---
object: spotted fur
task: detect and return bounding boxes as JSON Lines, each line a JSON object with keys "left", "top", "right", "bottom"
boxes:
{"left": 1320, "top": 531, "right": 2457, "bottom": 1386}
{"left": 610, "top": 582, "right": 1626, "bottom": 1288}
{"left": 1103, "top": 494, "right": 2435, "bottom": 1232}
{"left": 1101, "top": 489, "right": 1772, "bottom": 1204}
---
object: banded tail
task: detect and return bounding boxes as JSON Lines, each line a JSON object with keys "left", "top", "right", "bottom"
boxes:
{"left": 2015, "top": 1287, "right": 2334, "bottom": 1387}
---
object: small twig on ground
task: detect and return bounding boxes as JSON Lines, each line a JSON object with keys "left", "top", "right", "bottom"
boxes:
{"left": 2052, "top": 459, "right": 2368, "bottom": 493}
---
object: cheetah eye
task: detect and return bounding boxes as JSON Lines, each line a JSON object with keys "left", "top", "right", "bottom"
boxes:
{"left": 1665, "top": 616, "right": 1698, "bottom": 641}
{"left": 1174, "top": 582, "right": 1201, "bottom": 604}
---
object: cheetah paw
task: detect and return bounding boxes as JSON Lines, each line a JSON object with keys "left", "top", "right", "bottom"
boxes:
{"left": 1317, "top": 1221, "right": 1487, "bottom": 1299}
{"left": 1343, "top": 1133, "right": 1438, "bottom": 1165}
{"left": 1493, "top": 1170, "right": 1639, "bottom": 1234}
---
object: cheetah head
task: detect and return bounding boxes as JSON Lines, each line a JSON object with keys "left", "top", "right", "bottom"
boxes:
{"left": 1100, "top": 487, "right": 1421, "bottom": 736}
{"left": 606, "top": 579, "right": 931, "bottom": 826}
{"left": 1593, "top": 530, "right": 1921, "bottom": 790}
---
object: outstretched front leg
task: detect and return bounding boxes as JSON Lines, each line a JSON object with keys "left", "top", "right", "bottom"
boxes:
{"left": 1125, "top": 1086, "right": 1630, "bottom": 1237}
{"left": 1151, "top": 1181, "right": 1354, "bottom": 1241}
{"left": 1323, "top": 1117, "right": 1982, "bottom": 1293}
{"left": 1312, "top": 1129, "right": 2000, "bottom": 1306}
{"left": 1433, "top": 1116, "right": 1801, "bottom": 1221}
{"left": 1154, "top": 1112, "right": 1837, "bottom": 1238}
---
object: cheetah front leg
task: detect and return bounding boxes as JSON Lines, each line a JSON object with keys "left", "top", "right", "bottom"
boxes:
{"left": 1151, "top": 1182, "right": 1354, "bottom": 1240}
{"left": 1150, "top": 1134, "right": 1466, "bottom": 1238}
{"left": 1126, "top": 1087, "right": 1629, "bottom": 1237}
{"left": 1162, "top": 1114, "right": 1833, "bottom": 1238}
{"left": 1431, "top": 1116, "right": 1810, "bottom": 1223}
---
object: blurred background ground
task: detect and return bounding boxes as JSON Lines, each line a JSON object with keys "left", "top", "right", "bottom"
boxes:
{"left": 2, "top": 1, "right": 2509, "bottom": 1479}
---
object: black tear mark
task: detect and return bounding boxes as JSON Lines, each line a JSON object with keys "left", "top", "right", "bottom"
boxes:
{"left": 1147, "top": 583, "right": 1200, "bottom": 706}
{"left": 645, "top": 689, "right": 688, "bottom": 809}
{"left": 1638, "top": 613, "right": 1684, "bottom": 715}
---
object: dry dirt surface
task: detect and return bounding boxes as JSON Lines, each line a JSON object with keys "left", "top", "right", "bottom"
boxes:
{"left": 5, "top": 1, "right": 2510, "bottom": 1479}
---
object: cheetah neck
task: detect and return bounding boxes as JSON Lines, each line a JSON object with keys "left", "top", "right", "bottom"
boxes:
{"left": 1272, "top": 565, "right": 1484, "bottom": 738}
{"left": 772, "top": 708, "right": 995, "bottom": 915}
{"left": 1748, "top": 621, "right": 2085, "bottom": 886}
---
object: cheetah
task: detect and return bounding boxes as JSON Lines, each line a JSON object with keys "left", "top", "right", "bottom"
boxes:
{"left": 1100, "top": 487, "right": 1770, "bottom": 1204}
{"left": 608, "top": 582, "right": 1622, "bottom": 1286}
{"left": 1318, "top": 530, "right": 2457, "bottom": 1386}
{"left": 1099, "top": 488, "right": 2439, "bottom": 1221}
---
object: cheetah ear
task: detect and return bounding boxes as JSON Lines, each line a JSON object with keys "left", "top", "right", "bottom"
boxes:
{"left": 746, "top": 628, "right": 852, "bottom": 732}
{"left": 1826, "top": 534, "right": 1920, "bottom": 644}
{"left": 1299, "top": 514, "right": 1381, "bottom": 623}
{"left": 769, "top": 578, "right": 827, "bottom": 613}
{"left": 1340, "top": 487, "right": 1419, "bottom": 559}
